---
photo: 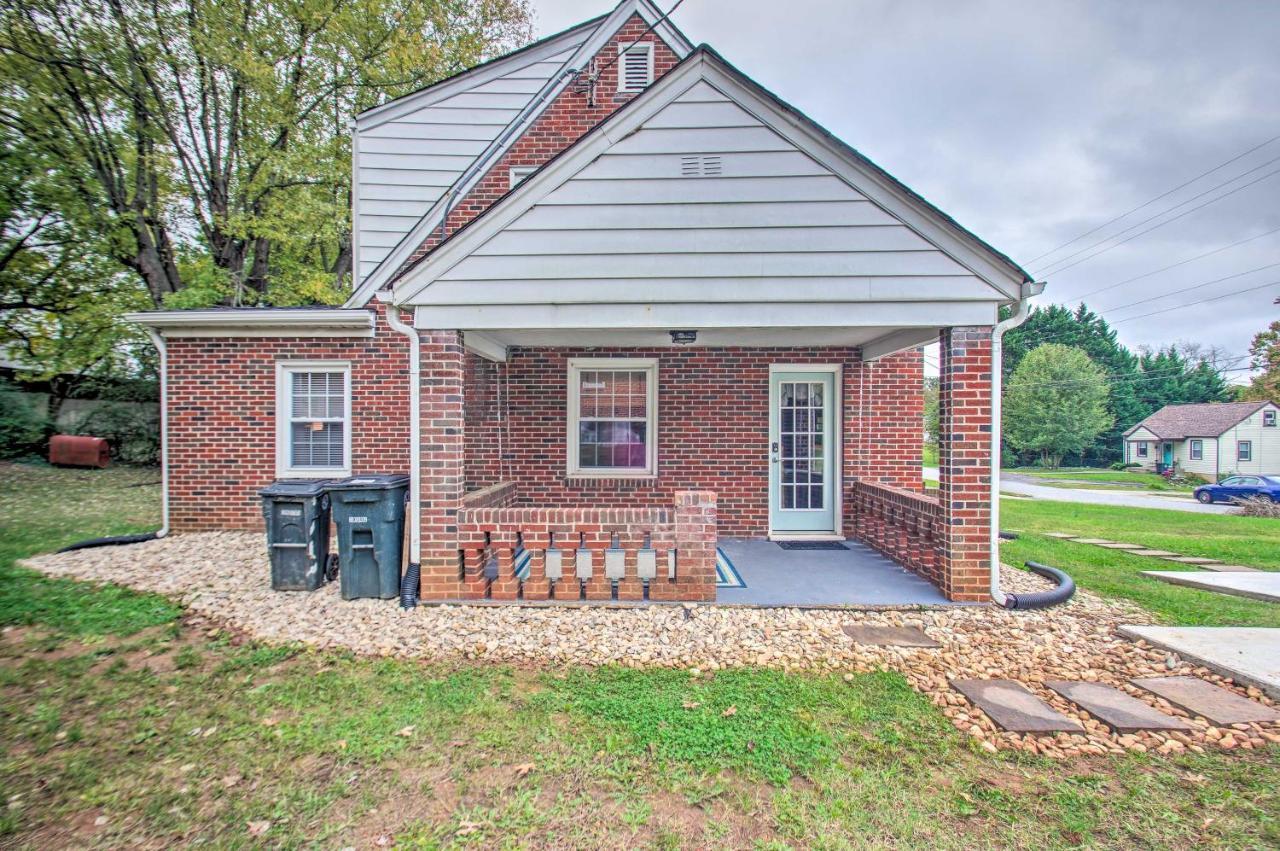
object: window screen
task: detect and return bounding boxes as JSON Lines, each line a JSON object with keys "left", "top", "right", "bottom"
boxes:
{"left": 288, "top": 371, "right": 346, "bottom": 469}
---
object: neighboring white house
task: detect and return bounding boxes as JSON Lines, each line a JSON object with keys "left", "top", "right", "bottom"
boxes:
{"left": 1123, "top": 400, "right": 1280, "bottom": 479}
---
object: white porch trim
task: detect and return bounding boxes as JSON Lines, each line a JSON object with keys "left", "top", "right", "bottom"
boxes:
{"left": 124, "top": 309, "right": 376, "bottom": 338}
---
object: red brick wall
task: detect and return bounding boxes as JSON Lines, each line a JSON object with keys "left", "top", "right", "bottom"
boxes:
{"left": 164, "top": 303, "right": 410, "bottom": 532}
{"left": 396, "top": 15, "right": 683, "bottom": 275}
{"left": 937, "top": 326, "right": 994, "bottom": 602}
{"left": 462, "top": 350, "right": 503, "bottom": 491}
{"left": 467, "top": 346, "right": 924, "bottom": 538}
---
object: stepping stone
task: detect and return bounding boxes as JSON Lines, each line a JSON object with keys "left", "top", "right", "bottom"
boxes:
{"left": 1197, "top": 564, "right": 1262, "bottom": 573}
{"left": 1127, "top": 548, "right": 1181, "bottom": 558}
{"left": 1096, "top": 542, "right": 1145, "bottom": 550}
{"left": 1141, "top": 571, "right": 1280, "bottom": 604}
{"left": 1044, "top": 532, "right": 1079, "bottom": 540}
{"left": 1132, "top": 676, "right": 1280, "bottom": 726}
{"left": 1071, "top": 538, "right": 1117, "bottom": 545}
{"left": 1046, "top": 681, "right": 1191, "bottom": 733}
{"left": 1119, "top": 626, "right": 1280, "bottom": 701}
{"left": 1160, "top": 556, "right": 1223, "bottom": 566}
{"left": 952, "top": 679, "right": 1084, "bottom": 733}
{"left": 841, "top": 624, "right": 939, "bottom": 647}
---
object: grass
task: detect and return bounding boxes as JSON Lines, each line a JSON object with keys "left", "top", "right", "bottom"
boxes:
{"left": 1, "top": 463, "right": 1278, "bottom": 847}
{"left": 1006, "top": 467, "right": 1190, "bottom": 491}
{"left": 1002, "top": 498, "right": 1280, "bottom": 627}
{"left": 922, "top": 445, "right": 938, "bottom": 467}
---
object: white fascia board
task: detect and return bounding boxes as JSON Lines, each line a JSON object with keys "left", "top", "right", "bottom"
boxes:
{"left": 354, "top": 20, "right": 598, "bottom": 131}
{"left": 395, "top": 50, "right": 1023, "bottom": 306}
{"left": 861, "top": 328, "right": 940, "bottom": 361}
{"left": 123, "top": 309, "right": 376, "bottom": 338}
{"left": 347, "top": 0, "right": 694, "bottom": 308}
{"left": 413, "top": 300, "right": 999, "bottom": 330}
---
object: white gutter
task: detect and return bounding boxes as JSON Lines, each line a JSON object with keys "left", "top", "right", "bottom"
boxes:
{"left": 380, "top": 297, "right": 421, "bottom": 567}
{"left": 989, "top": 280, "right": 1045, "bottom": 606}
{"left": 123, "top": 309, "right": 375, "bottom": 336}
{"left": 141, "top": 328, "right": 170, "bottom": 538}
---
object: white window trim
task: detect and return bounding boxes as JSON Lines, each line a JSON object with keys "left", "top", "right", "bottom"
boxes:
{"left": 508, "top": 166, "right": 537, "bottom": 189}
{"left": 1136, "top": 441, "right": 1148, "bottom": 458}
{"left": 616, "top": 41, "right": 654, "bottom": 92}
{"left": 1189, "top": 439, "right": 1203, "bottom": 461}
{"left": 1238, "top": 440, "right": 1252, "bottom": 462}
{"left": 275, "top": 361, "right": 352, "bottom": 479}
{"left": 566, "top": 357, "right": 658, "bottom": 478}
{"left": 1264, "top": 409, "right": 1276, "bottom": 427}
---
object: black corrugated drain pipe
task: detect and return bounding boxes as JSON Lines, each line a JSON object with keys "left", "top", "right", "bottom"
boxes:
{"left": 1001, "top": 561, "right": 1076, "bottom": 610}
{"left": 57, "top": 532, "right": 160, "bottom": 553}
{"left": 400, "top": 562, "right": 420, "bottom": 609}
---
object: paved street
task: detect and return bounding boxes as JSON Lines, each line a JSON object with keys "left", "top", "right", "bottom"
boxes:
{"left": 924, "top": 468, "right": 1234, "bottom": 514}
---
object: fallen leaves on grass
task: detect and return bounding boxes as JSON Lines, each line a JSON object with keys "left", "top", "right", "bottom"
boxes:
{"left": 247, "top": 820, "right": 271, "bottom": 837}
{"left": 513, "top": 762, "right": 535, "bottom": 778}
{"left": 395, "top": 725, "right": 415, "bottom": 737}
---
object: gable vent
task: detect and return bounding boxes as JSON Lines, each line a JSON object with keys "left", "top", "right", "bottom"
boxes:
{"left": 617, "top": 42, "right": 654, "bottom": 92}
{"left": 680, "top": 155, "right": 722, "bottom": 177}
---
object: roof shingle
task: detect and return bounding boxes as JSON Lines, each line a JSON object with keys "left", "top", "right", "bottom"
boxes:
{"left": 1124, "top": 401, "right": 1272, "bottom": 439}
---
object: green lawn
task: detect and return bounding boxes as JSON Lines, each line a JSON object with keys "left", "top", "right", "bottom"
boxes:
{"left": 1, "top": 463, "right": 1278, "bottom": 848}
{"left": 1006, "top": 468, "right": 1191, "bottom": 491}
{"left": 922, "top": 445, "right": 938, "bottom": 467}
{"left": 1002, "top": 498, "right": 1280, "bottom": 627}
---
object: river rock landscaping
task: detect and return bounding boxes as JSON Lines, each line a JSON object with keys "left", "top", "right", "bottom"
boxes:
{"left": 21, "top": 532, "right": 1280, "bottom": 760}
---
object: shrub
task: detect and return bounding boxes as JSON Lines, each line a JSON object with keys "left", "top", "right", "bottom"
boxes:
{"left": 0, "top": 383, "right": 51, "bottom": 459}
{"left": 1109, "top": 462, "right": 1142, "bottom": 471}
{"left": 67, "top": 401, "right": 160, "bottom": 465}
{"left": 1235, "top": 496, "right": 1280, "bottom": 519}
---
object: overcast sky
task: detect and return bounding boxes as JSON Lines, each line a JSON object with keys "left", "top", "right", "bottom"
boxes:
{"left": 531, "top": 0, "right": 1280, "bottom": 377}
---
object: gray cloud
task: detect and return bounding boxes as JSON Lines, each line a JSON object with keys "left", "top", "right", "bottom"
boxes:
{"left": 532, "top": 0, "right": 1280, "bottom": 369}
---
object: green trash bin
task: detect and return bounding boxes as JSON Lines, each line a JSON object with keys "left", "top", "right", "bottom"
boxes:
{"left": 259, "top": 479, "right": 334, "bottom": 592}
{"left": 328, "top": 474, "right": 410, "bottom": 600}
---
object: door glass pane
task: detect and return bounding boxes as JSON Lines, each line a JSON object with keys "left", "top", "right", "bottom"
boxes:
{"left": 778, "top": 379, "right": 826, "bottom": 510}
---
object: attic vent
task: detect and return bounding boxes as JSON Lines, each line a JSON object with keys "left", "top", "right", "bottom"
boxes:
{"left": 680, "top": 155, "right": 722, "bottom": 177}
{"left": 617, "top": 41, "right": 653, "bottom": 92}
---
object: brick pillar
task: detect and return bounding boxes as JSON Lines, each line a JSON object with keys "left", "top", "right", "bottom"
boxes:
{"left": 854, "top": 349, "right": 925, "bottom": 491}
{"left": 673, "top": 490, "right": 717, "bottom": 602}
{"left": 418, "top": 331, "right": 465, "bottom": 600}
{"left": 937, "top": 327, "right": 993, "bottom": 603}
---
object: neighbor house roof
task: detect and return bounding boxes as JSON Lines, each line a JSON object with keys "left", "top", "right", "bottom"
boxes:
{"left": 1123, "top": 401, "right": 1273, "bottom": 439}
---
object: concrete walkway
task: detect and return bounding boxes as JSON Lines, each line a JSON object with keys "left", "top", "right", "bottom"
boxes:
{"left": 1142, "top": 571, "right": 1280, "bottom": 603}
{"left": 1119, "top": 626, "right": 1280, "bottom": 700}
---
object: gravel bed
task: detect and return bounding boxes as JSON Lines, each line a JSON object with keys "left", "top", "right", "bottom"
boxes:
{"left": 22, "top": 532, "right": 1280, "bottom": 758}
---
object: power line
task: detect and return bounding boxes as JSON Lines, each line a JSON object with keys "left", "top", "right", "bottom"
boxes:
{"left": 1033, "top": 160, "right": 1280, "bottom": 277}
{"left": 1102, "top": 263, "right": 1280, "bottom": 314}
{"left": 1013, "top": 363, "right": 1255, "bottom": 390}
{"left": 582, "top": 0, "right": 687, "bottom": 85}
{"left": 1025, "top": 132, "right": 1280, "bottom": 266}
{"left": 1111, "top": 279, "right": 1279, "bottom": 325}
{"left": 1065, "top": 225, "right": 1280, "bottom": 302}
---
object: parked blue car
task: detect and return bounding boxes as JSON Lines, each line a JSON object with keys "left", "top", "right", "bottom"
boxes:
{"left": 1194, "top": 475, "right": 1280, "bottom": 504}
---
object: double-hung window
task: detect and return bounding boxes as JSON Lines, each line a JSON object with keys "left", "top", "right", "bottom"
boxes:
{"left": 1136, "top": 441, "right": 1148, "bottom": 458}
{"left": 567, "top": 359, "right": 657, "bottom": 477}
{"left": 1264, "top": 409, "right": 1276, "bottom": 427}
{"left": 1189, "top": 439, "right": 1203, "bottom": 461}
{"left": 1239, "top": 440, "right": 1252, "bottom": 462}
{"left": 276, "top": 362, "right": 351, "bottom": 478}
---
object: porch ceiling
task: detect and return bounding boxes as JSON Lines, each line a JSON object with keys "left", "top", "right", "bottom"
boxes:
{"left": 457, "top": 325, "right": 927, "bottom": 351}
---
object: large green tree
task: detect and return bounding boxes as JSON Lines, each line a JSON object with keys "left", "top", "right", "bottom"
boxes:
{"left": 1004, "top": 343, "right": 1113, "bottom": 469}
{"left": 0, "top": 0, "right": 531, "bottom": 308}
{"left": 1239, "top": 319, "right": 1280, "bottom": 402}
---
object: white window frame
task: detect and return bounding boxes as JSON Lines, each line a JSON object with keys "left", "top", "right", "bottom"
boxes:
{"left": 508, "top": 166, "right": 536, "bottom": 189}
{"left": 616, "top": 41, "right": 654, "bottom": 92}
{"left": 1189, "top": 439, "right": 1203, "bottom": 461}
{"left": 1264, "top": 409, "right": 1276, "bottom": 427}
{"left": 566, "top": 358, "right": 658, "bottom": 478}
{"left": 1238, "top": 440, "right": 1252, "bottom": 462}
{"left": 275, "top": 361, "right": 352, "bottom": 479}
{"left": 1136, "top": 441, "right": 1148, "bottom": 458}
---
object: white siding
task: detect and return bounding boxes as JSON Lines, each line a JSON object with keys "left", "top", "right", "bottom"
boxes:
{"left": 1218, "top": 403, "right": 1280, "bottom": 475}
{"left": 1176, "top": 438, "right": 1218, "bottom": 478}
{"left": 353, "top": 46, "right": 582, "bottom": 284}
{"left": 1125, "top": 437, "right": 1157, "bottom": 471}
{"left": 421, "top": 81, "right": 996, "bottom": 306}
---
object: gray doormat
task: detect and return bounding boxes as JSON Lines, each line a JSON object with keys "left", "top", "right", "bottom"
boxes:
{"left": 777, "top": 541, "right": 848, "bottom": 551}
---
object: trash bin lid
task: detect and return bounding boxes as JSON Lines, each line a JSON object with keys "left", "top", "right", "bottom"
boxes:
{"left": 328, "top": 473, "right": 410, "bottom": 490}
{"left": 259, "top": 478, "right": 333, "bottom": 498}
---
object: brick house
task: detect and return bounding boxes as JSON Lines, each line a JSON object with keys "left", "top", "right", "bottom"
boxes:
{"left": 128, "top": 0, "right": 1039, "bottom": 604}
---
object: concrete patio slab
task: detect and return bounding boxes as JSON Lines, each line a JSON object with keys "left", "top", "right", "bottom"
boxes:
{"left": 714, "top": 538, "right": 959, "bottom": 607}
{"left": 1141, "top": 571, "right": 1280, "bottom": 603}
{"left": 1131, "top": 676, "right": 1280, "bottom": 726}
{"left": 1046, "top": 681, "right": 1191, "bottom": 733}
{"left": 1119, "top": 626, "right": 1280, "bottom": 700}
{"left": 841, "top": 624, "right": 940, "bottom": 647}
{"left": 952, "top": 679, "right": 1084, "bottom": 733}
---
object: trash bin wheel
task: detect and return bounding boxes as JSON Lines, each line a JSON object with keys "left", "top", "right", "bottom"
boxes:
{"left": 326, "top": 553, "right": 340, "bottom": 581}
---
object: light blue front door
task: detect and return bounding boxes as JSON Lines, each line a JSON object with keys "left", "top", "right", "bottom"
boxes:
{"left": 1162, "top": 443, "right": 1173, "bottom": 466}
{"left": 769, "top": 370, "right": 837, "bottom": 533}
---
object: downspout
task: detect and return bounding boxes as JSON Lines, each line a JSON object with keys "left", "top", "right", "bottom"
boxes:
{"left": 989, "top": 280, "right": 1044, "bottom": 607}
{"left": 381, "top": 298, "right": 421, "bottom": 607}
{"left": 144, "top": 328, "right": 171, "bottom": 539}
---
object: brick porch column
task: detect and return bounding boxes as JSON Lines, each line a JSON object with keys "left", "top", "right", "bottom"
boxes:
{"left": 418, "top": 330, "right": 465, "bottom": 600}
{"left": 673, "top": 490, "right": 717, "bottom": 602}
{"left": 937, "top": 327, "right": 993, "bottom": 602}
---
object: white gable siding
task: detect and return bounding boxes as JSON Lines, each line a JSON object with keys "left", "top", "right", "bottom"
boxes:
{"left": 353, "top": 46, "right": 581, "bottom": 284}
{"left": 1218, "top": 403, "right": 1280, "bottom": 476}
{"left": 419, "top": 80, "right": 993, "bottom": 306}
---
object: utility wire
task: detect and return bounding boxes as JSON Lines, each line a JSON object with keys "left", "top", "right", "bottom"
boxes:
{"left": 1033, "top": 159, "right": 1280, "bottom": 277}
{"left": 582, "top": 0, "right": 687, "bottom": 84}
{"left": 1013, "top": 363, "right": 1254, "bottom": 390}
{"left": 1110, "top": 279, "right": 1279, "bottom": 325}
{"left": 1066, "top": 225, "right": 1280, "bottom": 302}
{"left": 1025, "top": 132, "right": 1280, "bottom": 266}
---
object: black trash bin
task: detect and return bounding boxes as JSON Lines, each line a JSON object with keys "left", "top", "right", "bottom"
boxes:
{"left": 328, "top": 474, "right": 410, "bottom": 600}
{"left": 259, "top": 479, "right": 334, "bottom": 591}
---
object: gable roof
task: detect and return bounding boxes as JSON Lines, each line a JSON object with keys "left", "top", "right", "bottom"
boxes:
{"left": 1123, "top": 401, "right": 1273, "bottom": 439}
{"left": 347, "top": 0, "right": 694, "bottom": 306}
{"left": 392, "top": 45, "right": 1032, "bottom": 309}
